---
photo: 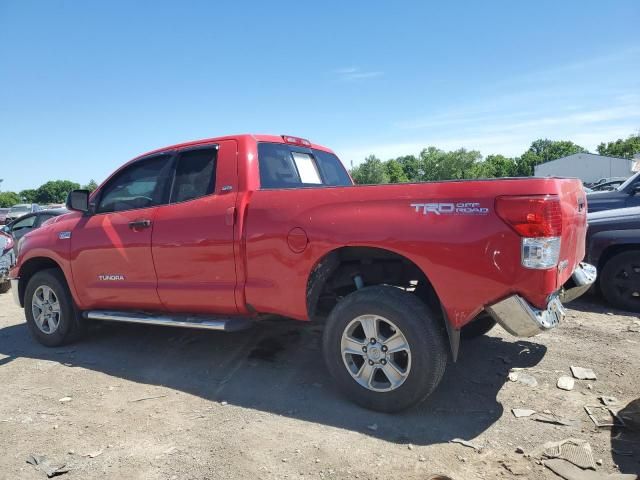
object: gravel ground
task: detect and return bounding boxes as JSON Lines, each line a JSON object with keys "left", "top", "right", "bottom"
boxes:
{"left": 0, "top": 290, "right": 639, "bottom": 479}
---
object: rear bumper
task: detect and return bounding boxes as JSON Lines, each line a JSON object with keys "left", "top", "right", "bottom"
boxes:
{"left": 486, "top": 262, "right": 596, "bottom": 337}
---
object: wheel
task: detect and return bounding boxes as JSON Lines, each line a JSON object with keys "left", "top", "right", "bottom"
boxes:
{"left": 0, "top": 281, "right": 10, "bottom": 294}
{"left": 323, "top": 285, "right": 448, "bottom": 412}
{"left": 600, "top": 251, "right": 640, "bottom": 312}
{"left": 24, "top": 269, "right": 85, "bottom": 346}
{"left": 461, "top": 312, "right": 496, "bottom": 339}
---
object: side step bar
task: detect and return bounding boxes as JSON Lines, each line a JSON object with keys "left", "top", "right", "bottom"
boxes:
{"left": 84, "top": 310, "right": 253, "bottom": 332}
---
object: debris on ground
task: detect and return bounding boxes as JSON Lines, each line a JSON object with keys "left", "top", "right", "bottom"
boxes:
{"left": 544, "top": 458, "right": 637, "bottom": 480}
{"left": 508, "top": 370, "right": 538, "bottom": 387}
{"left": 599, "top": 396, "right": 619, "bottom": 406}
{"left": 26, "top": 454, "right": 69, "bottom": 478}
{"left": 84, "top": 449, "right": 103, "bottom": 458}
{"left": 450, "top": 438, "right": 482, "bottom": 451}
{"left": 557, "top": 376, "right": 575, "bottom": 391}
{"left": 57, "top": 397, "right": 72, "bottom": 403}
{"left": 515, "top": 446, "right": 525, "bottom": 454}
{"left": 501, "top": 460, "right": 530, "bottom": 476}
{"left": 571, "top": 366, "right": 597, "bottom": 380}
{"left": 512, "top": 408, "right": 536, "bottom": 418}
{"left": 539, "top": 438, "right": 596, "bottom": 470}
{"left": 533, "top": 412, "right": 578, "bottom": 427}
{"left": 129, "top": 394, "right": 167, "bottom": 403}
{"left": 584, "top": 405, "right": 625, "bottom": 428}
{"left": 627, "top": 320, "right": 640, "bottom": 333}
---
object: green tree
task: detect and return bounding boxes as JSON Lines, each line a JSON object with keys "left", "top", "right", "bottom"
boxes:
{"left": 350, "top": 155, "right": 389, "bottom": 184}
{"left": 597, "top": 133, "right": 640, "bottom": 159}
{"left": 419, "top": 147, "right": 482, "bottom": 181}
{"left": 19, "top": 189, "right": 37, "bottom": 202}
{"left": 83, "top": 179, "right": 99, "bottom": 192}
{"left": 517, "top": 139, "right": 587, "bottom": 176}
{"left": 384, "top": 159, "right": 409, "bottom": 183}
{"left": 395, "top": 155, "right": 422, "bottom": 182}
{"left": 34, "top": 180, "right": 81, "bottom": 204}
{"left": 0, "top": 191, "right": 20, "bottom": 207}
{"left": 474, "top": 154, "right": 518, "bottom": 178}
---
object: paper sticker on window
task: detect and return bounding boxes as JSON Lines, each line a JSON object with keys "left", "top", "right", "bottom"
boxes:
{"left": 292, "top": 152, "right": 322, "bottom": 184}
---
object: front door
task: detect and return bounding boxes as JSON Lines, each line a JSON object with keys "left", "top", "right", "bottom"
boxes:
{"left": 152, "top": 140, "right": 238, "bottom": 314}
{"left": 70, "top": 154, "right": 174, "bottom": 310}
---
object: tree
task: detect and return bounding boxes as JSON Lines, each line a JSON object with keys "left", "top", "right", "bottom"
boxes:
{"left": 0, "top": 191, "right": 20, "bottom": 207}
{"left": 19, "top": 189, "right": 37, "bottom": 203}
{"left": 83, "top": 179, "right": 99, "bottom": 192}
{"left": 350, "top": 155, "right": 389, "bottom": 184}
{"left": 597, "top": 133, "right": 640, "bottom": 159}
{"left": 34, "top": 180, "right": 81, "bottom": 204}
{"left": 474, "top": 154, "right": 518, "bottom": 178}
{"left": 419, "top": 147, "right": 481, "bottom": 181}
{"left": 517, "top": 139, "right": 587, "bottom": 176}
{"left": 384, "top": 159, "right": 409, "bottom": 183}
{"left": 395, "top": 155, "right": 422, "bottom": 182}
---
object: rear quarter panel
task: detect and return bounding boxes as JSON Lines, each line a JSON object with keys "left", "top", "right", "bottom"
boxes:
{"left": 244, "top": 178, "right": 586, "bottom": 328}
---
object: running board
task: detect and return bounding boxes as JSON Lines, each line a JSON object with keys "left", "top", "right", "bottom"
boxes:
{"left": 84, "top": 310, "right": 253, "bottom": 332}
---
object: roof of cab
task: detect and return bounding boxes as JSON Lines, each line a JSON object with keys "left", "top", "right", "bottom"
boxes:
{"left": 134, "top": 134, "right": 335, "bottom": 160}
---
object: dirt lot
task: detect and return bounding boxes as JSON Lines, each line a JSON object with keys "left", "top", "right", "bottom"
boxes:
{"left": 0, "top": 290, "right": 639, "bottom": 480}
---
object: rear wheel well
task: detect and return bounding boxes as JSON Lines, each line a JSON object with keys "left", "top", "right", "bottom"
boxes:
{"left": 598, "top": 244, "right": 640, "bottom": 274}
{"left": 307, "top": 247, "right": 442, "bottom": 321}
{"left": 17, "top": 257, "right": 64, "bottom": 307}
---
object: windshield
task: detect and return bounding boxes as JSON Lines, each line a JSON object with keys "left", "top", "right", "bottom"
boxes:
{"left": 8, "top": 204, "right": 30, "bottom": 214}
{"left": 616, "top": 172, "right": 639, "bottom": 191}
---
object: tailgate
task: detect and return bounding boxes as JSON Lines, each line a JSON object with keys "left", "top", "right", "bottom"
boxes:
{"left": 557, "top": 179, "right": 588, "bottom": 287}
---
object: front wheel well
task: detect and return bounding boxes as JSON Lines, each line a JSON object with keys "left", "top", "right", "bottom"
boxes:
{"left": 16, "top": 257, "right": 64, "bottom": 307}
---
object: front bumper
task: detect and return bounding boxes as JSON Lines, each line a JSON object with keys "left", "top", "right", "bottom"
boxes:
{"left": 486, "top": 262, "right": 597, "bottom": 337}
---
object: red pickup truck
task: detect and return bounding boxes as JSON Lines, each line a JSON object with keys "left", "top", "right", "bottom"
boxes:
{"left": 9, "top": 134, "right": 596, "bottom": 412}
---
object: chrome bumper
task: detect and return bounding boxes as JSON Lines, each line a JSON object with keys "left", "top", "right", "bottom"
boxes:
{"left": 486, "top": 262, "right": 596, "bottom": 338}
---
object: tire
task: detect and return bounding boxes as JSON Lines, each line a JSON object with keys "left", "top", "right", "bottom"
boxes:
{"left": 600, "top": 251, "right": 640, "bottom": 312}
{"left": 24, "top": 269, "right": 85, "bottom": 347}
{"left": 0, "top": 281, "right": 10, "bottom": 294}
{"left": 322, "top": 285, "right": 448, "bottom": 412}
{"left": 461, "top": 312, "right": 496, "bottom": 339}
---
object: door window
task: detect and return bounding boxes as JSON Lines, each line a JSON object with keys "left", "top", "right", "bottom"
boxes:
{"left": 170, "top": 148, "right": 217, "bottom": 203}
{"left": 11, "top": 215, "right": 37, "bottom": 232}
{"left": 97, "top": 155, "right": 173, "bottom": 213}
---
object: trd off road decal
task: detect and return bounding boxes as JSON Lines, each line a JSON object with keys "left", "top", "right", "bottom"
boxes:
{"left": 410, "top": 202, "right": 489, "bottom": 216}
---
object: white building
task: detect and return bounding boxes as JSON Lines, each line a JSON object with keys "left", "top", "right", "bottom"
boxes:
{"left": 534, "top": 153, "right": 633, "bottom": 183}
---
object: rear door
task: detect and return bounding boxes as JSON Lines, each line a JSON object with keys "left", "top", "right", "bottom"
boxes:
{"left": 152, "top": 140, "right": 239, "bottom": 313}
{"left": 70, "top": 154, "right": 174, "bottom": 310}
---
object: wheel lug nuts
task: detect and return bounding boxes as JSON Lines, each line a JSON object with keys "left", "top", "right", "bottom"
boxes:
{"left": 368, "top": 360, "right": 374, "bottom": 366}
{"left": 381, "top": 345, "right": 388, "bottom": 352}
{"left": 362, "top": 346, "right": 367, "bottom": 353}
{"left": 381, "top": 359, "right": 387, "bottom": 365}
{"left": 370, "top": 338, "right": 376, "bottom": 344}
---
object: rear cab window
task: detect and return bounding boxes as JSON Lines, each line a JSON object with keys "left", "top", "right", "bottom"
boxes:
{"left": 258, "top": 143, "right": 352, "bottom": 189}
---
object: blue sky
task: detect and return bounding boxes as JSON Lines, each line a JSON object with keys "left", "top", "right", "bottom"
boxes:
{"left": 1, "top": 0, "right": 639, "bottom": 192}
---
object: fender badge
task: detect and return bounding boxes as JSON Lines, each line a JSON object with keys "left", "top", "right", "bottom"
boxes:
{"left": 58, "top": 232, "right": 71, "bottom": 240}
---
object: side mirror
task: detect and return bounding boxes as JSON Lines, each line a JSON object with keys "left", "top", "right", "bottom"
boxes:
{"left": 66, "top": 190, "right": 90, "bottom": 212}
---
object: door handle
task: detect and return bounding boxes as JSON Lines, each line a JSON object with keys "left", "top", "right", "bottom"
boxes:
{"left": 129, "top": 219, "right": 152, "bottom": 230}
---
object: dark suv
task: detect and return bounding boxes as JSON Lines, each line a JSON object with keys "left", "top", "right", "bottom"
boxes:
{"left": 587, "top": 172, "right": 640, "bottom": 213}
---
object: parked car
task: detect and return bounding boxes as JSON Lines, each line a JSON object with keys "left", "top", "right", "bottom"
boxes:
{"left": 9, "top": 134, "right": 594, "bottom": 412}
{"left": 5, "top": 203, "right": 41, "bottom": 223}
{"left": 587, "top": 172, "right": 640, "bottom": 213}
{"left": 0, "top": 208, "right": 9, "bottom": 225}
{"left": 0, "top": 231, "right": 15, "bottom": 293}
{"left": 586, "top": 206, "right": 640, "bottom": 312}
{"left": 2, "top": 208, "right": 68, "bottom": 251}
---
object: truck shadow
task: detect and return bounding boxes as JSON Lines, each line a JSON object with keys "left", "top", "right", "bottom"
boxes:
{"left": 0, "top": 318, "right": 546, "bottom": 446}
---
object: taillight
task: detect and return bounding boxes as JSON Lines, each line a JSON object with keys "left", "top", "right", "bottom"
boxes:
{"left": 1, "top": 234, "right": 13, "bottom": 255}
{"left": 496, "top": 195, "right": 562, "bottom": 270}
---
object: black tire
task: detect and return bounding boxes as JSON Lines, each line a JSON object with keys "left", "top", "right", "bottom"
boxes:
{"left": 461, "top": 312, "right": 496, "bottom": 339}
{"left": 322, "top": 286, "right": 448, "bottom": 413}
{"left": 0, "top": 281, "right": 10, "bottom": 294}
{"left": 24, "top": 269, "right": 85, "bottom": 347}
{"left": 600, "top": 251, "right": 640, "bottom": 312}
